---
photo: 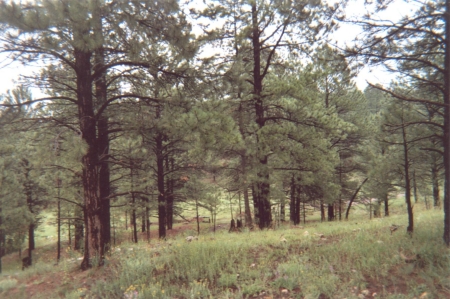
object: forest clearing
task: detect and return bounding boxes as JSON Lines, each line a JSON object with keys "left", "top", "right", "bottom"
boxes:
{"left": 0, "top": 202, "right": 449, "bottom": 298}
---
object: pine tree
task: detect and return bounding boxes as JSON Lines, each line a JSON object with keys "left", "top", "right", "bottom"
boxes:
{"left": 347, "top": 0, "right": 450, "bottom": 245}
{"left": 196, "top": 0, "right": 343, "bottom": 228}
{"left": 0, "top": 0, "right": 195, "bottom": 267}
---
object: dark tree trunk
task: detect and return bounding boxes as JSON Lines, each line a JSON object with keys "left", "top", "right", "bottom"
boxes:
{"left": 345, "top": 178, "right": 368, "bottom": 220}
{"left": 289, "top": 175, "right": 296, "bottom": 223}
{"left": 165, "top": 156, "right": 174, "bottom": 230}
{"left": 413, "top": 170, "right": 418, "bottom": 203}
{"left": 432, "top": 166, "right": 441, "bottom": 208}
{"left": 327, "top": 204, "right": 334, "bottom": 221}
{"left": 95, "top": 65, "right": 111, "bottom": 251}
{"left": 252, "top": 185, "right": 259, "bottom": 226}
{"left": 143, "top": 196, "right": 150, "bottom": 242}
{"left": 443, "top": 0, "right": 450, "bottom": 246}
{"left": 156, "top": 133, "right": 166, "bottom": 239}
{"left": 93, "top": 5, "right": 111, "bottom": 254}
{"left": 27, "top": 226, "right": 33, "bottom": 267}
{"left": 251, "top": 3, "right": 271, "bottom": 229}
{"left": 131, "top": 208, "right": 137, "bottom": 243}
{"left": 57, "top": 193, "right": 61, "bottom": 262}
{"left": 195, "top": 197, "right": 200, "bottom": 235}
{"left": 130, "top": 165, "right": 138, "bottom": 243}
{"left": 294, "top": 182, "right": 301, "bottom": 225}
{"left": 24, "top": 169, "right": 35, "bottom": 251}
{"left": 384, "top": 193, "right": 389, "bottom": 216}
{"left": 76, "top": 48, "right": 104, "bottom": 270}
{"left": 28, "top": 221, "right": 35, "bottom": 252}
{"left": 303, "top": 199, "right": 306, "bottom": 224}
{"left": 401, "top": 120, "right": 414, "bottom": 235}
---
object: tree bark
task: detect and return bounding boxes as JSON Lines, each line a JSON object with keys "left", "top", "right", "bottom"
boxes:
{"left": 130, "top": 164, "right": 138, "bottom": 243}
{"left": 327, "top": 204, "right": 335, "bottom": 221}
{"left": 401, "top": 118, "right": 414, "bottom": 235}
{"left": 413, "top": 170, "right": 418, "bottom": 203}
{"left": 290, "top": 175, "right": 296, "bottom": 223}
{"left": 252, "top": 185, "right": 259, "bottom": 226}
{"left": 93, "top": 0, "right": 111, "bottom": 253}
{"left": 76, "top": 48, "right": 104, "bottom": 270}
{"left": 251, "top": 3, "right": 271, "bottom": 229}
{"left": 280, "top": 197, "right": 285, "bottom": 222}
{"left": 384, "top": 192, "right": 389, "bottom": 216}
{"left": 432, "top": 165, "right": 441, "bottom": 208}
{"left": 443, "top": 0, "right": 450, "bottom": 246}
{"left": 156, "top": 133, "right": 166, "bottom": 239}
{"left": 165, "top": 156, "right": 174, "bottom": 230}
{"left": 345, "top": 178, "right": 368, "bottom": 220}
{"left": 294, "top": 181, "right": 301, "bottom": 225}
{"left": 241, "top": 153, "right": 253, "bottom": 227}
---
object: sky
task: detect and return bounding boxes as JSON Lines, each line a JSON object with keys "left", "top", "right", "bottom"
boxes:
{"left": 0, "top": 0, "right": 416, "bottom": 97}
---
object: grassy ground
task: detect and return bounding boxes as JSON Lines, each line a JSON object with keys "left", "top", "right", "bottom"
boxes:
{"left": 1, "top": 202, "right": 449, "bottom": 299}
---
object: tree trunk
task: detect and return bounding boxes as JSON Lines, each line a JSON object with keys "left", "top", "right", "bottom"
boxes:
{"left": 76, "top": 48, "right": 104, "bottom": 270}
{"left": 345, "top": 178, "right": 368, "bottom": 220}
{"left": 384, "top": 192, "right": 389, "bottom": 216}
{"left": 327, "top": 204, "right": 335, "bottom": 221}
{"left": 280, "top": 196, "right": 285, "bottom": 222}
{"left": 320, "top": 202, "right": 325, "bottom": 222}
{"left": 294, "top": 182, "right": 301, "bottom": 225}
{"left": 251, "top": 2, "right": 271, "bottom": 229}
{"left": 401, "top": 118, "right": 414, "bottom": 235}
{"left": 131, "top": 208, "right": 137, "bottom": 243}
{"left": 57, "top": 192, "right": 61, "bottom": 262}
{"left": 241, "top": 154, "right": 253, "bottom": 227}
{"left": 252, "top": 185, "right": 259, "bottom": 226}
{"left": 144, "top": 196, "right": 150, "bottom": 242}
{"left": 289, "top": 175, "right": 296, "bottom": 223}
{"left": 165, "top": 156, "right": 174, "bottom": 230}
{"left": 156, "top": 133, "right": 166, "bottom": 239}
{"left": 413, "top": 170, "right": 418, "bottom": 203}
{"left": 443, "top": 0, "right": 450, "bottom": 246}
{"left": 93, "top": 2, "right": 111, "bottom": 254}
{"left": 195, "top": 197, "right": 200, "bottom": 235}
{"left": 24, "top": 174, "right": 35, "bottom": 251}
{"left": 432, "top": 165, "right": 441, "bottom": 208}
{"left": 130, "top": 164, "right": 138, "bottom": 243}
{"left": 302, "top": 199, "right": 306, "bottom": 224}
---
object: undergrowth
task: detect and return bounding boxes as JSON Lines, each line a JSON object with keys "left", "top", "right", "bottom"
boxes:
{"left": 2, "top": 208, "right": 449, "bottom": 299}
{"left": 83, "top": 209, "right": 450, "bottom": 299}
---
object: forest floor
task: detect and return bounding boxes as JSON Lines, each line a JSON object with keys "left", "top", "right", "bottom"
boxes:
{"left": 0, "top": 219, "right": 229, "bottom": 299}
{"left": 1, "top": 207, "right": 449, "bottom": 299}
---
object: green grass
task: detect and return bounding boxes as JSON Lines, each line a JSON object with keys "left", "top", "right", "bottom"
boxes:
{"left": 2, "top": 200, "right": 449, "bottom": 299}
{"left": 82, "top": 208, "right": 450, "bottom": 299}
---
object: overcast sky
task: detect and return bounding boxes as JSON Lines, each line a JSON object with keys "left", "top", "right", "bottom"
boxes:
{"left": 0, "top": 0, "right": 414, "bottom": 97}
